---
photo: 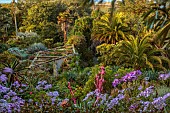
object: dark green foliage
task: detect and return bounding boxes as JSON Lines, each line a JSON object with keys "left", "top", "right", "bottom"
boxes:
{"left": 19, "top": 1, "right": 67, "bottom": 42}
{"left": 142, "top": 69, "right": 159, "bottom": 81}
{"left": 0, "top": 43, "right": 8, "bottom": 53}
{"left": 72, "top": 16, "right": 93, "bottom": 47}
{"left": 0, "top": 5, "right": 14, "bottom": 41}
{"left": 7, "top": 32, "right": 41, "bottom": 48}
{"left": 67, "top": 35, "right": 94, "bottom": 67}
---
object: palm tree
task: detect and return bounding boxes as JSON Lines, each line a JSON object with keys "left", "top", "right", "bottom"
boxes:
{"left": 92, "top": 13, "right": 129, "bottom": 44}
{"left": 12, "top": 0, "right": 18, "bottom": 37}
{"left": 114, "top": 35, "right": 170, "bottom": 70}
{"left": 57, "top": 11, "right": 72, "bottom": 43}
{"left": 82, "top": 0, "right": 96, "bottom": 9}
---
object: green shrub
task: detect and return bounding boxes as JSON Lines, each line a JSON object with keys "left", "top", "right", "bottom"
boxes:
{"left": 142, "top": 69, "right": 159, "bottom": 81}
{"left": 82, "top": 65, "right": 119, "bottom": 97}
{"left": 67, "top": 35, "right": 94, "bottom": 67}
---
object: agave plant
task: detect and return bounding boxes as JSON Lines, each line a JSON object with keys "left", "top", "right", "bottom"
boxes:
{"left": 113, "top": 35, "right": 170, "bottom": 70}
{"left": 1, "top": 59, "right": 26, "bottom": 84}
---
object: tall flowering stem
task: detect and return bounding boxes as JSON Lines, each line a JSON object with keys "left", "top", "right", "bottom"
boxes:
{"left": 94, "top": 66, "right": 105, "bottom": 105}
{"left": 95, "top": 66, "right": 105, "bottom": 93}
{"left": 68, "top": 82, "right": 76, "bottom": 105}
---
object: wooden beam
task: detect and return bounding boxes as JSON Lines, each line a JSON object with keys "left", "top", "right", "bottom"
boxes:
{"left": 37, "top": 56, "right": 61, "bottom": 58}
{"left": 32, "top": 56, "right": 66, "bottom": 67}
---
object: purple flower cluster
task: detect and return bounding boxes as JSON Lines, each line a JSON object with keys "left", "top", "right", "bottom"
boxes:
{"left": 3, "top": 67, "right": 14, "bottom": 74}
{"left": 83, "top": 89, "right": 103, "bottom": 102}
{"left": 0, "top": 88, "right": 25, "bottom": 113}
{"left": 151, "top": 93, "right": 170, "bottom": 110}
{"left": 139, "top": 101, "right": 151, "bottom": 112}
{"left": 112, "top": 70, "right": 142, "bottom": 87}
{"left": 137, "top": 86, "right": 154, "bottom": 98}
{"left": 107, "top": 94, "right": 125, "bottom": 110}
{"left": 131, "top": 93, "right": 170, "bottom": 112}
{"left": 12, "top": 81, "right": 20, "bottom": 88}
{"left": 0, "top": 74, "right": 8, "bottom": 82}
{"left": 152, "top": 97, "right": 166, "bottom": 110}
{"left": 0, "top": 70, "right": 27, "bottom": 112}
{"left": 47, "top": 91, "right": 59, "bottom": 97}
{"left": 107, "top": 98, "right": 119, "bottom": 109}
{"left": 159, "top": 73, "right": 170, "bottom": 80}
{"left": 0, "top": 84, "right": 10, "bottom": 93}
{"left": 47, "top": 91, "right": 59, "bottom": 105}
{"left": 129, "top": 103, "right": 138, "bottom": 111}
{"left": 36, "top": 80, "right": 52, "bottom": 90}
{"left": 138, "top": 85, "right": 143, "bottom": 90}
{"left": 112, "top": 79, "right": 120, "bottom": 87}
{"left": 83, "top": 90, "right": 110, "bottom": 107}
{"left": 163, "top": 93, "right": 170, "bottom": 100}
{"left": 83, "top": 91, "right": 94, "bottom": 101}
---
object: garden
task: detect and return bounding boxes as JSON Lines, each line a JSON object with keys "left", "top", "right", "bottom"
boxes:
{"left": 0, "top": 0, "right": 170, "bottom": 112}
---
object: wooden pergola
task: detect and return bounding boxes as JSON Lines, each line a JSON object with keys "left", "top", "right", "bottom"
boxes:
{"left": 28, "top": 44, "right": 77, "bottom": 76}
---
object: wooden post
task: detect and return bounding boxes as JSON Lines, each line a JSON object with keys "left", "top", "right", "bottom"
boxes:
{"left": 53, "top": 60, "right": 58, "bottom": 76}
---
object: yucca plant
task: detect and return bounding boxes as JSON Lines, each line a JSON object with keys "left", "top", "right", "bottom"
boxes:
{"left": 113, "top": 35, "right": 170, "bottom": 70}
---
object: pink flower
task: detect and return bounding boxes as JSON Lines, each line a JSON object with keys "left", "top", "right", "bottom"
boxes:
{"left": 115, "top": 74, "right": 119, "bottom": 77}
{"left": 100, "top": 66, "right": 105, "bottom": 75}
{"left": 100, "top": 70, "right": 105, "bottom": 75}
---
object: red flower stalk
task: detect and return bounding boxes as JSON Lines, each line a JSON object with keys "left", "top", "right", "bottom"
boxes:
{"left": 94, "top": 66, "right": 105, "bottom": 106}
{"left": 95, "top": 66, "right": 105, "bottom": 93}
{"left": 68, "top": 82, "right": 76, "bottom": 105}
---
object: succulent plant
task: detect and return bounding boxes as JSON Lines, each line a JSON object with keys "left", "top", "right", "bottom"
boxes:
{"left": 8, "top": 47, "right": 28, "bottom": 60}
{"left": 27, "top": 43, "right": 47, "bottom": 54}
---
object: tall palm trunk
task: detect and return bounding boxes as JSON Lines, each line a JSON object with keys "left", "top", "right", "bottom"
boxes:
{"left": 12, "top": 0, "right": 18, "bottom": 37}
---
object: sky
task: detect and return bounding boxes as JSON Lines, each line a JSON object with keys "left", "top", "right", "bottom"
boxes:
{"left": 0, "top": 0, "right": 14, "bottom": 3}
{"left": 0, "top": 0, "right": 17, "bottom": 3}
